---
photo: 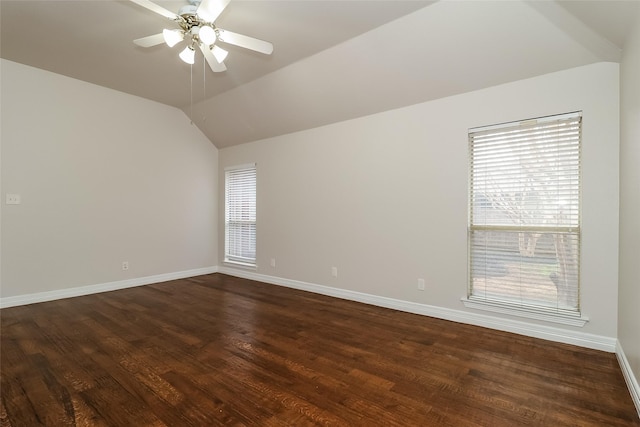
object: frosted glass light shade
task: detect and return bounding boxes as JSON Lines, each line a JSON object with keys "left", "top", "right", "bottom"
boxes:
{"left": 212, "top": 45, "right": 228, "bottom": 63}
{"left": 179, "top": 46, "right": 195, "bottom": 64}
{"left": 163, "top": 29, "right": 184, "bottom": 47}
{"left": 199, "top": 26, "right": 216, "bottom": 45}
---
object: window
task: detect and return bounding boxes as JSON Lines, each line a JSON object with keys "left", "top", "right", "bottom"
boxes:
{"left": 468, "top": 112, "right": 581, "bottom": 317}
{"left": 225, "top": 164, "right": 256, "bottom": 266}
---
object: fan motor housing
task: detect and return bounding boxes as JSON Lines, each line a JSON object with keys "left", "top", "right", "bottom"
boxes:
{"left": 177, "top": 5, "right": 208, "bottom": 32}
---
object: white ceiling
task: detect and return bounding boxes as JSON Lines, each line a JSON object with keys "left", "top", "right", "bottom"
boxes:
{"left": 1, "top": 0, "right": 638, "bottom": 148}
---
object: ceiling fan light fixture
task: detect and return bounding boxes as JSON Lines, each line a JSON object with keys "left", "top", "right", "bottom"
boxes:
{"left": 130, "top": 0, "right": 273, "bottom": 72}
{"left": 211, "top": 45, "right": 228, "bottom": 63}
{"left": 199, "top": 25, "right": 217, "bottom": 45}
{"left": 179, "top": 45, "right": 196, "bottom": 64}
{"left": 163, "top": 28, "right": 184, "bottom": 47}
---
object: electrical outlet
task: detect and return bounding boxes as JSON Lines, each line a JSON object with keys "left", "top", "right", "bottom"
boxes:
{"left": 270, "top": 258, "right": 276, "bottom": 268}
{"left": 331, "top": 266, "right": 338, "bottom": 278}
{"left": 418, "top": 278, "right": 425, "bottom": 291}
{"left": 122, "top": 261, "right": 129, "bottom": 271}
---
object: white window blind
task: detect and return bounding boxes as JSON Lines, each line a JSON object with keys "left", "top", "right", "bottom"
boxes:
{"left": 225, "top": 164, "right": 256, "bottom": 266}
{"left": 468, "top": 112, "right": 581, "bottom": 315}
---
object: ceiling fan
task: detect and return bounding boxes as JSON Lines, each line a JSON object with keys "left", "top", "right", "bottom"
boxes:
{"left": 130, "top": 0, "right": 273, "bottom": 72}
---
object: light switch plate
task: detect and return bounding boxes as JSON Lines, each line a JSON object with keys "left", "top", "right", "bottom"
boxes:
{"left": 6, "top": 194, "right": 21, "bottom": 205}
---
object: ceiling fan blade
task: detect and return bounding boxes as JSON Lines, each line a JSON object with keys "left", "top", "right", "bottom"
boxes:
{"left": 199, "top": 43, "right": 227, "bottom": 73}
{"left": 133, "top": 33, "right": 165, "bottom": 48}
{"left": 216, "top": 29, "right": 273, "bottom": 55}
{"left": 196, "top": 0, "right": 230, "bottom": 23}
{"left": 129, "top": 0, "right": 178, "bottom": 20}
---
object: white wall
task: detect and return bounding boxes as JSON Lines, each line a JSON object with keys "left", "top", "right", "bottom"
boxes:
{"left": 1, "top": 59, "right": 218, "bottom": 299}
{"left": 619, "top": 12, "right": 640, "bottom": 392}
{"left": 219, "top": 62, "right": 620, "bottom": 339}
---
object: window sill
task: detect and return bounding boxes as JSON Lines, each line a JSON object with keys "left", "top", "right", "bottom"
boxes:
{"left": 223, "top": 259, "right": 257, "bottom": 270}
{"left": 461, "top": 298, "right": 589, "bottom": 327}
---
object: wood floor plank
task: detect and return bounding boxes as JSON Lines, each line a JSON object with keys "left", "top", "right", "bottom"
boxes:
{"left": 1, "top": 273, "right": 638, "bottom": 426}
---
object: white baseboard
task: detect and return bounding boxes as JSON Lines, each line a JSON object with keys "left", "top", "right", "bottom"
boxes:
{"left": 2, "top": 267, "right": 633, "bottom": 410}
{"left": 0, "top": 266, "right": 219, "bottom": 309}
{"left": 218, "top": 266, "right": 617, "bottom": 353}
{"left": 617, "top": 341, "right": 640, "bottom": 418}
{"left": 1, "top": 266, "right": 619, "bottom": 354}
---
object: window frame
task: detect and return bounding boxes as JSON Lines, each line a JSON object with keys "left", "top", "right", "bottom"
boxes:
{"left": 464, "top": 112, "right": 587, "bottom": 326}
{"left": 224, "top": 163, "right": 257, "bottom": 268}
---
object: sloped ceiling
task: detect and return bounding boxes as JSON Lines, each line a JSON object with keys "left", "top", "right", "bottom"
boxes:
{"left": 1, "top": 1, "right": 638, "bottom": 148}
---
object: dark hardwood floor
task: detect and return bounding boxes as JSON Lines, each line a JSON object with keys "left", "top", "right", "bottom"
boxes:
{"left": 1, "top": 273, "right": 638, "bottom": 426}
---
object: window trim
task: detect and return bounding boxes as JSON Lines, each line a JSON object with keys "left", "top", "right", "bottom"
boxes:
{"left": 466, "top": 112, "right": 584, "bottom": 323}
{"left": 224, "top": 163, "right": 257, "bottom": 269}
{"left": 460, "top": 298, "right": 588, "bottom": 327}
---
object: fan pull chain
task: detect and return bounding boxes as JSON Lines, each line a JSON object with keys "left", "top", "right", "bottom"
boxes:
{"left": 190, "top": 63, "right": 194, "bottom": 125}
{"left": 202, "top": 55, "right": 206, "bottom": 122}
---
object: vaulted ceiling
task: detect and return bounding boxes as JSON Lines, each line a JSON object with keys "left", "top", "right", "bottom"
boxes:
{"left": 1, "top": 1, "right": 638, "bottom": 148}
